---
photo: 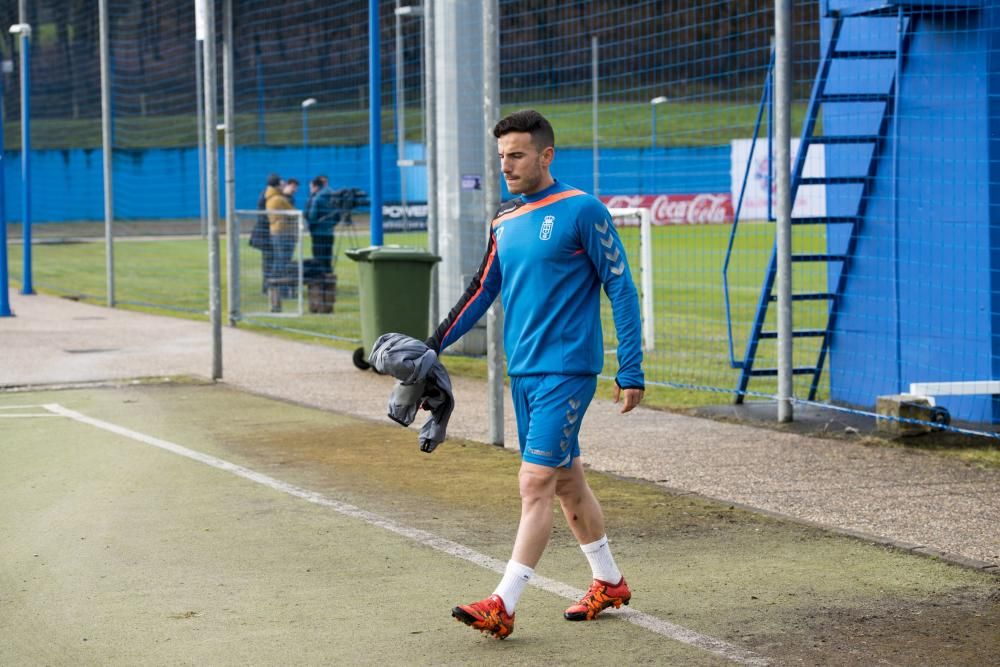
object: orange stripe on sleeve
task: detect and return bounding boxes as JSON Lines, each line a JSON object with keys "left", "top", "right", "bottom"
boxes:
{"left": 441, "top": 236, "right": 499, "bottom": 344}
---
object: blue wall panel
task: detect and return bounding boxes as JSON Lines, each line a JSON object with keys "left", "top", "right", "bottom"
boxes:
{"left": 823, "top": 10, "right": 995, "bottom": 423}
{"left": 823, "top": 0, "right": 983, "bottom": 17}
{"left": 3, "top": 144, "right": 730, "bottom": 222}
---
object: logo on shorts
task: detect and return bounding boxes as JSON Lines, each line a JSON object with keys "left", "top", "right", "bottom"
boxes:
{"left": 527, "top": 447, "right": 552, "bottom": 458}
{"left": 539, "top": 215, "right": 555, "bottom": 241}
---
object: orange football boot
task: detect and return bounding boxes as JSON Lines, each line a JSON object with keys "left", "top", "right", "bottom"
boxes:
{"left": 564, "top": 577, "right": 631, "bottom": 621}
{"left": 452, "top": 594, "right": 515, "bottom": 639}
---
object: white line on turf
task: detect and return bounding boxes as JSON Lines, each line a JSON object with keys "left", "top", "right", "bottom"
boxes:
{"left": 0, "top": 414, "right": 64, "bottom": 418}
{"left": 44, "top": 402, "right": 769, "bottom": 666}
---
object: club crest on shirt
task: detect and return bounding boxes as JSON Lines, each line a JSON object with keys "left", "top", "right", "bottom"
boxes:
{"left": 539, "top": 215, "right": 555, "bottom": 241}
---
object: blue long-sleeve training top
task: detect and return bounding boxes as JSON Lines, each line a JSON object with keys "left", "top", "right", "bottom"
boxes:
{"left": 427, "top": 180, "right": 644, "bottom": 390}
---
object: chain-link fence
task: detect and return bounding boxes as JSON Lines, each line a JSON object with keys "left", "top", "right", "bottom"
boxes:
{"left": 2, "top": 0, "right": 997, "bottom": 437}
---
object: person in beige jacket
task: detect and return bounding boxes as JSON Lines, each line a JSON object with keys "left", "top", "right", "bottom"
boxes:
{"left": 265, "top": 179, "right": 299, "bottom": 304}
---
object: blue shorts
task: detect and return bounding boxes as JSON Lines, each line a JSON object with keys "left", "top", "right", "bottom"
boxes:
{"left": 511, "top": 374, "right": 597, "bottom": 469}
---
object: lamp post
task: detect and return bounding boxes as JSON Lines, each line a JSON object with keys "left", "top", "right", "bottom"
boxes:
{"left": 0, "top": 59, "right": 10, "bottom": 315}
{"left": 10, "top": 21, "right": 31, "bottom": 295}
{"left": 650, "top": 95, "right": 668, "bottom": 149}
{"left": 301, "top": 97, "right": 316, "bottom": 148}
{"left": 302, "top": 98, "right": 316, "bottom": 176}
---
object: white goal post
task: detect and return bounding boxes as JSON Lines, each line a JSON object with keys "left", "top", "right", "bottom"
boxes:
{"left": 608, "top": 207, "right": 655, "bottom": 352}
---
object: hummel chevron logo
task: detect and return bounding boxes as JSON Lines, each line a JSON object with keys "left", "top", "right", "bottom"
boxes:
{"left": 568, "top": 399, "right": 581, "bottom": 410}
{"left": 611, "top": 262, "right": 625, "bottom": 276}
{"left": 600, "top": 236, "right": 614, "bottom": 248}
{"left": 563, "top": 426, "right": 574, "bottom": 437}
{"left": 565, "top": 411, "right": 579, "bottom": 424}
{"left": 594, "top": 220, "right": 608, "bottom": 234}
{"left": 605, "top": 247, "right": 620, "bottom": 262}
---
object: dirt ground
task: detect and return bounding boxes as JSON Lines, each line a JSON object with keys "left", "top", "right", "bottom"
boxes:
{"left": 2, "top": 382, "right": 997, "bottom": 666}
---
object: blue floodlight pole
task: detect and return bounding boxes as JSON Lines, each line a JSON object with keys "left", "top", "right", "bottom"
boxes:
{"left": 369, "top": 0, "right": 383, "bottom": 246}
{"left": 0, "top": 60, "right": 10, "bottom": 316}
{"left": 12, "top": 20, "right": 31, "bottom": 295}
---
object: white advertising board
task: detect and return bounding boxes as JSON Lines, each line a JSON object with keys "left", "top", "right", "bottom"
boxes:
{"left": 730, "top": 138, "right": 826, "bottom": 220}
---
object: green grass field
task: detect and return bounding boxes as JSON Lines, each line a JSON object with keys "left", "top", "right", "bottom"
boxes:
{"left": 8, "top": 220, "right": 831, "bottom": 408}
{"left": 13, "top": 101, "right": 810, "bottom": 150}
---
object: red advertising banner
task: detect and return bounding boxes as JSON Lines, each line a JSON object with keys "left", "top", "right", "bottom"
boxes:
{"left": 600, "top": 193, "right": 734, "bottom": 225}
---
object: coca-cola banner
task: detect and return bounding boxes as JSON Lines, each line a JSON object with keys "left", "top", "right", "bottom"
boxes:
{"left": 600, "top": 193, "right": 734, "bottom": 225}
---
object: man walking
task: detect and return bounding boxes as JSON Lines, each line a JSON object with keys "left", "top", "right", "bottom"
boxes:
{"left": 427, "top": 110, "right": 644, "bottom": 639}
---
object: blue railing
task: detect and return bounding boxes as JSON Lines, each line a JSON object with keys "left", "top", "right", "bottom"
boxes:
{"left": 722, "top": 47, "right": 774, "bottom": 369}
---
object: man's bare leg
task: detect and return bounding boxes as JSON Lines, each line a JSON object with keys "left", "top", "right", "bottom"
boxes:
{"left": 555, "top": 457, "right": 606, "bottom": 544}
{"left": 510, "top": 461, "right": 560, "bottom": 567}
{"left": 555, "top": 458, "right": 630, "bottom": 620}
{"left": 461, "top": 460, "right": 560, "bottom": 628}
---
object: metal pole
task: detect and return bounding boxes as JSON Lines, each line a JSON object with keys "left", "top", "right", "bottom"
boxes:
{"left": 651, "top": 105, "right": 656, "bottom": 148}
{"left": 255, "top": 48, "right": 266, "bottom": 144}
{"left": 0, "top": 62, "right": 10, "bottom": 316}
{"left": 591, "top": 35, "right": 599, "bottom": 196}
{"left": 483, "top": 0, "right": 503, "bottom": 446}
{"left": 301, "top": 98, "right": 315, "bottom": 175}
{"left": 195, "top": 43, "right": 207, "bottom": 238}
{"left": 768, "top": 38, "right": 775, "bottom": 222}
{"left": 774, "top": 0, "right": 793, "bottom": 422}
{"left": 302, "top": 105, "right": 308, "bottom": 148}
{"left": 424, "top": 0, "right": 438, "bottom": 323}
{"left": 369, "top": 0, "right": 384, "bottom": 246}
{"left": 99, "top": 0, "right": 115, "bottom": 307}
{"left": 200, "top": 0, "right": 223, "bottom": 380}
{"left": 15, "top": 1, "right": 31, "bottom": 295}
{"left": 394, "top": 0, "right": 410, "bottom": 230}
{"left": 223, "top": 0, "right": 239, "bottom": 326}
{"left": 892, "top": 7, "right": 904, "bottom": 391}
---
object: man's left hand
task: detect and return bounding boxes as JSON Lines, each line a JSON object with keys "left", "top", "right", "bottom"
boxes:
{"left": 614, "top": 384, "right": 644, "bottom": 414}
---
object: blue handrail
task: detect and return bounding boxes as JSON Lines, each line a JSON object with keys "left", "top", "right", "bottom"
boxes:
{"left": 722, "top": 47, "right": 774, "bottom": 369}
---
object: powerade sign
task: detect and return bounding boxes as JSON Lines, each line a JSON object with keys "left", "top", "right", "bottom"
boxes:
{"left": 382, "top": 203, "right": 428, "bottom": 231}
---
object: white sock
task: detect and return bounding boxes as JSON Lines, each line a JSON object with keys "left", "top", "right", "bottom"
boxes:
{"left": 580, "top": 535, "right": 622, "bottom": 584}
{"left": 492, "top": 560, "right": 534, "bottom": 614}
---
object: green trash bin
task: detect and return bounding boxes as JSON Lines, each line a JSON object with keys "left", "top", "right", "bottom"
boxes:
{"left": 346, "top": 245, "right": 441, "bottom": 370}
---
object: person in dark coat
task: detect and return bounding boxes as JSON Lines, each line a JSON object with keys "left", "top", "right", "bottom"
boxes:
{"left": 304, "top": 175, "right": 339, "bottom": 273}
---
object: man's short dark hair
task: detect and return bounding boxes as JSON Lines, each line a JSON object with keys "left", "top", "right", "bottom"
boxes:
{"left": 266, "top": 173, "right": 281, "bottom": 187}
{"left": 493, "top": 109, "right": 555, "bottom": 150}
{"left": 311, "top": 176, "right": 325, "bottom": 188}
{"left": 287, "top": 178, "right": 300, "bottom": 186}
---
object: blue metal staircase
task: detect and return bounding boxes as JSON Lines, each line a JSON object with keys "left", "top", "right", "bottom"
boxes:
{"left": 727, "top": 12, "right": 914, "bottom": 404}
